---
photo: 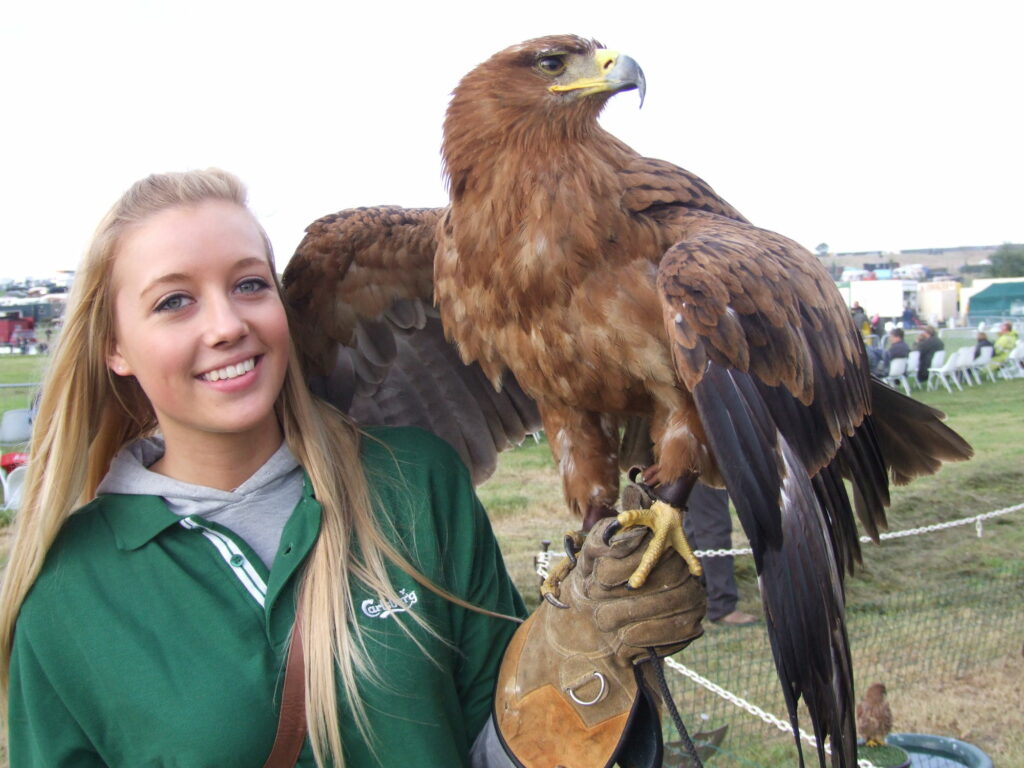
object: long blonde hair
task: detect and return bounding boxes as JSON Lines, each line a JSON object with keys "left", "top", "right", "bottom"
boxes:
{"left": 0, "top": 169, "right": 446, "bottom": 766}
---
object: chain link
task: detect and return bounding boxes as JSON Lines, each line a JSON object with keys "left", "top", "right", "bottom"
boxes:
{"left": 664, "top": 658, "right": 878, "bottom": 768}
{"left": 860, "top": 503, "right": 1023, "bottom": 543}
{"left": 533, "top": 503, "right": 1023, "bottom": 577}
{"left": 693, "top": 546, "right": 753, "bottom": 557}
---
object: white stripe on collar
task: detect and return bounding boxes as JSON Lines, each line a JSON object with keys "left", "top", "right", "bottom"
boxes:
{"left": 180, "top": 517, "right": 268, "bottom": 607}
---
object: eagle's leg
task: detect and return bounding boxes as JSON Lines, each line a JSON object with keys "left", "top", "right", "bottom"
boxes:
{"left": 865, "top": 739, "right": 886, "bottom": 748}
{"left": 607, "top": 471, "right": 704, "bottom": 588}
{"left": 538, "top": 405, "right": 621, "bottom": 604}
{"left": 539, "top": 405, "right": 621, "bottom": 530}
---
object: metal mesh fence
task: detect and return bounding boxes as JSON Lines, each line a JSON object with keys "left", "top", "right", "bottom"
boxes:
{"left": 657, "top": 560, "right": 1023, "bottom": 767}
{"left": 532, "top": 507, "right": 1022, "bottom": 767}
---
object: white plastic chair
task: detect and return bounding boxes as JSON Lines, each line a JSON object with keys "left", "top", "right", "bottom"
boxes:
{"left": 969, "top": 345, "right": 996, "bottom": 384}
{"left": 927, "top": 351, "right": 961, "bottom": 393}
{"left": 951, "top": 346, "right": 976, "bottom": 387}
{"left": 2, "top": 464, "right": 27, "bottom": 511}
{"left": 906, "top": 350, "right": 921, "bottom": 388}
{"left": 999, "top": 343, "right": 1024, "bottom": 380}
{"left": 882, "top": 357, "right": 912, "bottom": 396}
{"left": 0, "top": 409, "right": 32, "bottom": 445}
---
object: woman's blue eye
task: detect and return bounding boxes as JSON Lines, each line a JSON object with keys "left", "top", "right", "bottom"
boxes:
{"left": 237, "top": 277, "right": 269, "bottom": 294}
{"left": 155, "top": 294, "right": 191, "bottom": 312}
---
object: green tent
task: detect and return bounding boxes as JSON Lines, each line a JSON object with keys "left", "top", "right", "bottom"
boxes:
{"left": 969, "top": 282, "right": 1024, "bottom": 320}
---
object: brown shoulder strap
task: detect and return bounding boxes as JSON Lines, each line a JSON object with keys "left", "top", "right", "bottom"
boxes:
{"left": 263, "top": 606, "right": 307, "bottom": 768}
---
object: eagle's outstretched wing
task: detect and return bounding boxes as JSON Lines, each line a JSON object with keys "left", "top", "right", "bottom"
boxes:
{"left": 282, "top": 206, "right": 541, "bottom": 483}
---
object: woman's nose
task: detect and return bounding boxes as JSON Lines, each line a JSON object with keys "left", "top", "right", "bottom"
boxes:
{"left": 202, "top": 296, "right": 248, "bottom": 346}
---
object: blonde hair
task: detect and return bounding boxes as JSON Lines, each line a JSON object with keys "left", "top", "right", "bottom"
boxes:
{"left": 0, "top": 169, "right": 451, "bottom": 766}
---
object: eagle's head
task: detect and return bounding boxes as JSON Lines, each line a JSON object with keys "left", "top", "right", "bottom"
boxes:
{"left": 442, "top": 35, "right": 645, "bottom": 187}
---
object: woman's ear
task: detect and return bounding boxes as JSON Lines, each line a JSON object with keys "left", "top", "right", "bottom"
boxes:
{"left": 107, "top": 344, "right": 132, "bottom": 377}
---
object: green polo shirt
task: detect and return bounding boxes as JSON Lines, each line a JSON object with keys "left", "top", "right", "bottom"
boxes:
{"left": 8, "top": 426, "right": 526, "bottom": 767}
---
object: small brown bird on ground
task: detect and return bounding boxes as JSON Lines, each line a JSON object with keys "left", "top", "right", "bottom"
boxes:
{"left": 856, "top": 682, "right": 893, "bottom": 747}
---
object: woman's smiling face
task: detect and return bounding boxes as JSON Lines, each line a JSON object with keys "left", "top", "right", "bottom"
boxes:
{"left": 107, "top": 199, "right": 290, "bottom": 452}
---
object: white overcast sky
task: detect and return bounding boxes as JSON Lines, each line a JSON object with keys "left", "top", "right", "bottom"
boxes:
{"left": 2, "top": 0, "right": 1021, "bottom": 278}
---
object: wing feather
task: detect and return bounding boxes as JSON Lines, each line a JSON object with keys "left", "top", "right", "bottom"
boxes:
{"left": 692, "top": 365, "right": 857, "bottom": 767}
{"left": 653, "top": 202, "right": 970, "bottom": 765}
{"left": 656, "top": 211, "right": 870, "bottom": 766}
{"left": 284, "top": 206, "right": 439, "bottom": 374}
{"left": 283, "top": 206, "right": 542, "bottom": 483}
{"left": 621, "top": 156, "right": 749, "bottom": 222}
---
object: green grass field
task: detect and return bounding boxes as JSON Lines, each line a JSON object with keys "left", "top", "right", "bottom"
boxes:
{"left": 0, "top": 354, "right": 45, "bottom": 415}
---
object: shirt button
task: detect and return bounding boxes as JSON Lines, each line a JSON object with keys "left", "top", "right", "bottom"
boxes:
{"left": 230, "top": 554, "right": 245, "bottom": 567}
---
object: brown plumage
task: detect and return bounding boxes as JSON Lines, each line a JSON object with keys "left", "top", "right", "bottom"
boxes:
{"left": 283, "top": 35, "right": 972, "bottom": 768}
{"left": 857, "top": 683, "right": 893, "bottom": 746}
{"left": 284, "top": 206, "right": 541, "bottom": 483}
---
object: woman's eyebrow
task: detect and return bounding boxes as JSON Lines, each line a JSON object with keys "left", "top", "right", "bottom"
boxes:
{"left": 138, "top": 257, "right": 269, "bottom": 299}
{"left": 139, "top": 272, "right": 190, "bottom": 300}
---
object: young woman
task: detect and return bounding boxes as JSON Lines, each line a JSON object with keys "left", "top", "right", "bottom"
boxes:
{"left": 0, "top": 169, "right": 703, "bottom": 767}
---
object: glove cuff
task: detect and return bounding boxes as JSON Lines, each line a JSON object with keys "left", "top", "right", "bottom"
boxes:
{"left": 494, "top": 611, "right": 663, "bottom": 768}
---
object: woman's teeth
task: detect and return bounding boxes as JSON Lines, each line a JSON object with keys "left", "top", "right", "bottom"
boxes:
{"left": 201, "top": 358, "right": 256, "bottom": 382}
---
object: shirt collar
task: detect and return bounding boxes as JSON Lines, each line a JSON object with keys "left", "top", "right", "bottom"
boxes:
{"left": 99, "top": 472, "right": 319, "bottom": 552}
{"left": 100, "top": 493, "right": 182, "bottom": 552}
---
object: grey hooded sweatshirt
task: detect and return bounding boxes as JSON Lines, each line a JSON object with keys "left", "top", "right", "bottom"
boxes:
{"left": 96, "top": 437, "right": 304, "bottom": 569}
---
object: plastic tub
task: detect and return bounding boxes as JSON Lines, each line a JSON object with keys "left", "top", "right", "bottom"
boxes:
{"left": 886, "top": 733, "right": 993, "bottom": 768}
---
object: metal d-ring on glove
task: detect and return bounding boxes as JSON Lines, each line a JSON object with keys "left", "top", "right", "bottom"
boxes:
{"left": 566, "top": 671, "right": 607, "bottom": 706}
{"left": 494, "top": 516, "right": 707, "bottom": 768}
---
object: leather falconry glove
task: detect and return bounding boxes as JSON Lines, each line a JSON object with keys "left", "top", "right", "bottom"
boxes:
{"left": 494, "top": 516, "right": 706, "bottom": 768}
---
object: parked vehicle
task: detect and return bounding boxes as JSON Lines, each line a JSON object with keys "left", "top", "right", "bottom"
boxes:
{"left": 0, "top": 313, "right": 36, "bottom": 346}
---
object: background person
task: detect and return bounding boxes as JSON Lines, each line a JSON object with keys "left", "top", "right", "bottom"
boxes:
{"left": 973, "top": 331, "right": 994, "bottom": 359}
{"left": 873, "top": 327, "right": 910, "bottom": 376}
{"left": 914, "top": 325, "right": 944, "bottom": 383}
{"left": 685, "top": 485, "right": 758, "bottom": 626}
{"left": 851, "top": 301, "right": 870, "bottom": 341}
{"left": 991, "top": 322, "right": 1019, "bottom": 369}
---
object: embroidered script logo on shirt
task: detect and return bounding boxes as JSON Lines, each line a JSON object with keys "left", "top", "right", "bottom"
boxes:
{"left": 361, "top": 589, "right": 418, "bottom": 619}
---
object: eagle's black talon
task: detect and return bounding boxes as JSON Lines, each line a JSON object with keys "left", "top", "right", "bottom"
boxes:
{"left": 602, "top": 520, "right": 623, "bottom": 546}
{"left": 563, "top": 533, "right": 580, "bottom": 567}
{"left": 543, "top": 592, "right": 570, "bottom": 610}
{"left": 625, "top": 467, "right": 662, "bottom": 508}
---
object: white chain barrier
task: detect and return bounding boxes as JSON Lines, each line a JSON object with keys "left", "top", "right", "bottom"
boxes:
{"left": 533, "top": 503, "right": 1024, "bottom": 579}
{"left": 860, "top": 502, "right": 1023, "bottom": 542}
{"left": 532, "top": 502, "right": 1022, "bottom": 765}
{"left": 664, "top": 658, "right": 878, "bottom": 768}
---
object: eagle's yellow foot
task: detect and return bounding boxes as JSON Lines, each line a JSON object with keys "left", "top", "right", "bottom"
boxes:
{"left": 865, "top": 738, "right": 886, "bottom": 748}
{"left": 540, "top": 531, "right": 586, "bottom": 608}
{"left": 612, "top": 500, "right": 703, "bottom": 588}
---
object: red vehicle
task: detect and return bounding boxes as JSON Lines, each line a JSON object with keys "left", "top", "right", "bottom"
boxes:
{"left": 0, "top": 314, "right": 36, "bottom": 346}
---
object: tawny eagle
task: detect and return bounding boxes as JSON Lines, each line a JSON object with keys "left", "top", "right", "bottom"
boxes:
{"left": 282, "top": 35, "right": 971, "bottom": 767}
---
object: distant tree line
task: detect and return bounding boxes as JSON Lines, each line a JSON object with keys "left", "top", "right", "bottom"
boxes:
{"left": 991, "top": 243, "right": 1024, "bottom": 277}
{"left": 960, "top": 243, "right": 1024, "bottom": 278}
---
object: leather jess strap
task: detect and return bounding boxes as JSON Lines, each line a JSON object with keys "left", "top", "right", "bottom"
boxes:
{"left": 263, "top": 607, "right": 307, "bottom": 768}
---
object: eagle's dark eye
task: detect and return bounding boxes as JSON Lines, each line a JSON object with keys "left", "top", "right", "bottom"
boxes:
{"left": 536, "top": 55, "right": 566, "bottom": 76}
